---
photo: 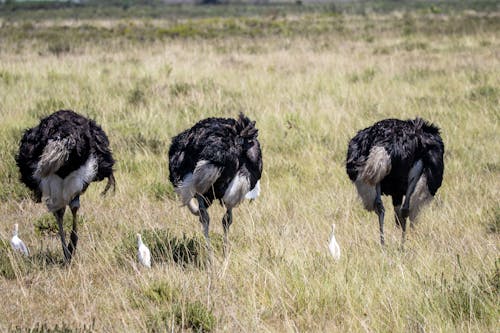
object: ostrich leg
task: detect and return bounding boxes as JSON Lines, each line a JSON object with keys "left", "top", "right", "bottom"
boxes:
{"left": 393, "top": 195, "right": 404, "bottom": 228}
{"left": 196, "top": 194, "right": 213, "bottom": 263}
{"left": 54, "top": 207, "right": 71, "bottom": 262}
{"left": 400, "top": 159, "right": 424, "bottom": 245}
{"left": 222, "top": 208, "right": 233, "bottom": 257}
{"left": 67, "top": 195, "right": 80, "bottom": 257}
{"left": 401, "top": 160, "right": 424, "bottom": 218}
{"left": 374, "top": 183, "right": 385, "bottom": 245}
{"left": 393, "top": 195, "right": 407, "bottom": 245}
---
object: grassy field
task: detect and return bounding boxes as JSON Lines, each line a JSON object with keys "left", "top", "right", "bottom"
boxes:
{"left": 0, "top": 1, "right": 499, "bottom": 332}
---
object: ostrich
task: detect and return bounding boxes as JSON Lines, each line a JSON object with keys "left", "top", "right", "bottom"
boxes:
{"left": 346, "top": 118, "right": 444, "bottom": 245}
{"left": 16, "top": 110, "right": 115, "bottom": 262}
{"left": 168, "top": 113, "right": 262, "bottom": 256}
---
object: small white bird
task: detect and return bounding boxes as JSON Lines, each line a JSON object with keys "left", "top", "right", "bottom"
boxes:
{"left": 10, "top": 223, "right": 29, "bottom": 256}
{"left": 137, "top": 233, "right": 151, "bottom": 268}
{"left": 328, "top": 223, "right": 340, "bottom": 261}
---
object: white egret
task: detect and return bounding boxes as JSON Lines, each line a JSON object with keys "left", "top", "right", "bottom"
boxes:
{"left": 328, "top": 224, "right": 340, "bottom": 261}
{"left": 10, "top": 223, "right": 29, "bottom": 256}
{"left": 137, "top": 233, "right": 151, "bottom": 268}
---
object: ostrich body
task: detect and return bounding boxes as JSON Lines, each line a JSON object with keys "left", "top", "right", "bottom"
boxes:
{"left": 16, "top": 110, "right": 115, "bottom": 262}
{"left": 346, "top": 118, "right": 444, "bottom": 245}
{"left": 168, "top": 113, "right": 262, "bottom": 256}
{"left": 10, "top": 223, "right": 29, "bottom": 256}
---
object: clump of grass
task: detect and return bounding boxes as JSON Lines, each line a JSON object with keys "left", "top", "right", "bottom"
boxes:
{"left": 117, "top": 228, "right": 222, "bottom": 267}
{"left": 116, "top": 132, "right": 163, "bottom": 155}
{"left": 0, "top": 69, "right": 20, "bottom": 85}
{"left": 127, "top": 87, "right": 147, "bottom": 106}
{"left": 149, "top": 181, "right": 176, "bottom": 201}
{"left": 469, "top": 85, "right": 499, "bottom": 102}
{"left": 0, "top": 239, "right": 17, "bottom": 279}
{"left": 139, "top": 281, "right": 215, "bottom": 332}
{"left": 30, "top": 97, "right": 67, "bottom": 119}
{"left": 402, "top": 12, "right": 416, "bottom": 36}
{"left": 133, "top": 133, "right": 163, "bottom": 154}
{"left": 363, "top": 34, "right": 375, "bottom": 43}
{"left": 34, "top": 214, "right": 60, "bottom": 236}
{"left": 401, "top": 39, "right": 428, "bottom": 51}
{"left": 0, "top": 180, "right": 28, "bottom": 202}
{"left": 12, "top": 321, "right": 95, "bottom": 333}
{"left": 170, "top": 82, "right": 193, "bottom": 97}
{"left": 0, "top": 239, "right": 60, "bottom": 279}
{"left": 347, "top": 67, "right": 377, "bottom": 83}
{"left": 133, "top": 281, "right": 178, "bottom": 330}
{"left": 173, "top": 301, "right": 216, "bottom": 332}
{"left": 143, "top": 280, "right": 179, "bottom": 304}
{"left": 30, "top": 248, "right": 64, "bottom": 267}
{"left": 48, "top": 40, "right": 71, "bottom": 56}
{"left": 0, "top": 147, "right": 30, "bottom": 202}
{"left": 34, "top": 213, "right": 86, "bottom": 237}
{"left": 162, "top": 64, "right": 173, "bottom": 77}
{"left": 373, "top": 45, "right": 393, "bottom": 55}
{"left": 400, "top": 67, "right": 446, "bottom": 83}
{"left": 486, "top": 206, "right": 500, "bottom": 234}
{"left": 156, "top": 24, "right": 198, "bottom": 39}
{"left": 434, "top": 258, "right": 499, "bottom": 324}
{"left": 429, "top": 5, "right": 443, "bottom": 14}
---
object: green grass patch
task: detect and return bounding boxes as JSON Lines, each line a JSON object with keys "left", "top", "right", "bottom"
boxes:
{"left": 127, "top": 86, "right": 147, "bottom": 106}
{"left": 469, "top": 85, "right": 499, "bottom": 102}
{"left": 0, "top": 238, "right": 64, "bottom": 279}
{"left": 34, "top": 213, "right": 86, "bottom": 237}
{"left": 441, "top": 260, "right": 499, "bottom": 324}
{"left": 133, "top": 279, "right": 216, "bottom": 332}
{"left": 117, "top": 228, "right": 223, "bottom": 268}
{"left": 147, "top": 301, "right": 216, "bottom": 333}
{"left": 173, "top": 300, "right": 216, "bottom": 332}
{"left": 149, "top": 181, "right": 176, "bottom": 201}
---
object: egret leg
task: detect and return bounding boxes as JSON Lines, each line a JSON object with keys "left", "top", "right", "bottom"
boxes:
{"left": 222, "top": 209, "right": 233, "bottom": 257}
{"left": 67, "top": 195, "right": 80, "bottom": 257}
{"left": 54, "top": 207, "right": 71, "bottom": 262}
{"left": 374, "top": 183, "right": 385, "bottom": 245}
{"left": 197, "top": 195, "right": 213, "bottom": 263}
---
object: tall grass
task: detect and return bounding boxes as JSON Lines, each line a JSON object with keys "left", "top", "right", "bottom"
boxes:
{"left": 0, "top": 4, "right": 498, "bottom": 332}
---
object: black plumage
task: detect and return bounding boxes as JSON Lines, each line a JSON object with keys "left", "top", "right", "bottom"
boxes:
{"left": 168, "top": 113, "right": 262, "bottom": 255}
{"left": 16, "top": 110, "right": 115, "bottom": 262}
{"left": 346, "top": 118, "right": 444, "bottom": 245}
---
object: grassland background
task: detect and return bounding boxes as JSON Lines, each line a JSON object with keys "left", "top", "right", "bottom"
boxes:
{"left": 0, "top": 1, "right": 498, "bottom": 331}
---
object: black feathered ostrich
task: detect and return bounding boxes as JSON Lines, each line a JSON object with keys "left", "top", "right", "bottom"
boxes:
{"left": 346, "top": 118, "right": 444, "bottom": 245}
{"left": 16, "top": 110, "right": 115, "bottom": 262}
{"left": 168, "top": 113, "right": 262, "bottom": 256}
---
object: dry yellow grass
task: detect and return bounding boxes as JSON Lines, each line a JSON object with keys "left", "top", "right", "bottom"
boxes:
{"left": 0, "top": 7, "right": 498, "bottom": 332}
